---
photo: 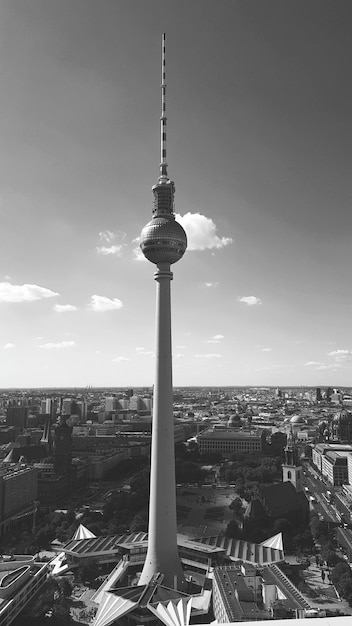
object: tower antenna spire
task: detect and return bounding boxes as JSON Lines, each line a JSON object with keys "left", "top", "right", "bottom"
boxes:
{"left": 159, "top": 32, "right": 168, "bottom": 181}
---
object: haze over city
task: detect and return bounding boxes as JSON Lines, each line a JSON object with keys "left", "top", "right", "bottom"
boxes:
{"left": 0, "top": 0, "right": 351, "bottom": 388}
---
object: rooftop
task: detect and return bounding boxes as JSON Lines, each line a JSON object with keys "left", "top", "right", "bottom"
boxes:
{"left": 199, "top": 428, "right": 265, "bottom": 440}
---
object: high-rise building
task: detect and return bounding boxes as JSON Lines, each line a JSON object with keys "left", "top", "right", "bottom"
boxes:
{"left": 53, "top": 416, "right": 72, "bottom": 477}
{"left": 6, "top": 406, "right": 28, "bottom": 432}
{"left": 0, "top": 465, "right": 38, "bottom": 535}
{"left": 62, "top": 398, "right": 73, "bottom": 415}
{"left": 105, "top": 396, "right": 119, "bottom": 413}
{"left": 129, "top": 395, "right": 142, "bottom": 412}
{"left": 41, "top": 398, "right": 54, "bottom": 415}
{"left": 138, "top": 32, "right": 187, "bottom": 590}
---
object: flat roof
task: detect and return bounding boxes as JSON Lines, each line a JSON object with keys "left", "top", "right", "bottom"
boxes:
{"left": 199, "top": 429, "right": 264, "bottom": 440}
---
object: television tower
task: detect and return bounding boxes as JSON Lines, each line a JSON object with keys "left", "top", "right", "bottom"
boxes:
{"left": 139, "top": 33, "right": 187, "bottom": 589}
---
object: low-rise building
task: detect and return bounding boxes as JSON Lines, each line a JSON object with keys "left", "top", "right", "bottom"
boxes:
{"left": 213, "top": 562, "right": 311, "bottom": 623}
{"left": 197, "top": 426, "right": 267, "bottom": 457}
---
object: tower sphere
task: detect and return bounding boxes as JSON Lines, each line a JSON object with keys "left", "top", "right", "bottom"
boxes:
{"left": 140, "top": 215, "right": 187, "bottom": 265}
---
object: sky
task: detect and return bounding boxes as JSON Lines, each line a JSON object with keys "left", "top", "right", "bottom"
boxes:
{"left": 0, "top": 0, "right": 351, "bottom": 388}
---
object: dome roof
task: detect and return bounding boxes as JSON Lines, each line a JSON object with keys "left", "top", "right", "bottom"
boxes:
{"left": 140, "top": 216, "right": 187, "bottom": 265}
{"left": 290, "top": 415, "right": 306, "bottom": 424}
{"left": 227, "top": 414, "right": 241, "bottom": 427}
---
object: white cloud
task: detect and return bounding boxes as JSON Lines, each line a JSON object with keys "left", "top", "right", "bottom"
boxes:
{"left": 204, "top": 282, "right": 219, "bottom": 288}
{"left": 328, "top": 349, "right": 351, "bottom": 356}
{"left": 136, "top": 350, "right": 154, "bottom": 357}
{"left": 207, "top": 334, "right": 224, "bottom": 344}
{"left": 97, "top": 231, "right": 127, "bottom": 256}
{"left": 96, "top": 245, "right": 124, "bottom": 256}
{"left": 176, "top": 212, "right": 232, "bottom": 251}
{"left": 238, "top": 296, "right": 262, "bottom": 306}
{"left": 195, "top": 353, "right": 222, "bottom": 359}
{"left": 0, "top": 282, "right": 58, "bottom": 303}
{"left": 261, "top": 348, "right": 272, "bottom": 352}
{"left": 54, "top": 304, "right": 78, "bottom": 313}
{"left": 112, "top": 356, "right": 131, "bottom": 362}
{"left": 304, "top": 361, "right": 343, "bottom": 371}
{"left": 317, "top": 363, "right": 342, "bottom": 371}
{"left": 173, "top": 353, "right": 184, "bottom": 358}
{"left": 99, "top": 230, "right": 115, "bottom": 243}
{"left": 176, "top": 345, "right": 187, "bottom": 349}
{"left": 3, "top": 343, "right": 15, "bottom": 349}
{"left": 40, "top": 341, "right": 76, "bottom": 349}
{"left": 132, "top": 237, "right": 147, "bottom": 262}
{"left": 136, "top": 347, "right": 145, "bottom": 352}
{"left": 88, "top": 295, "right": 123, "bottom": 312}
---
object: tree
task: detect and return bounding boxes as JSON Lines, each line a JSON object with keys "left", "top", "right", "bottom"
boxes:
{"left": 235, "top": 477, "right": 245, "bottom": 498}
{"left": 176, "top": 461, "right": 205, "bottom": 484}
{"left": 225, "top": 520, "right": 240, "bottom": 538}
{"left": 338, "top": 574, "right": 352, "bottom": 599}
{"left": 130, "top": 511, "right": 148, "bottom": 533}
{"left": 51, "top": 597, "right": 72, "bottom": 625}
{"left": 229, "top": 497, "right": 244, "bottom": 518}
{"left": 200, "top": 451, "right": 222, "bottom": 464}
{"left": 55, "top": 577, "right": 73, "bottom": 598}
{"left": 322, "top": 549, "right": 339, "bottom": 568}
{"left": 34, "top": 526, "right": 51, "bottom": 550}
{"left": 65, "top": 509, "right": 76, "bottom": 525}
{"left": 188, "top": 441, "right": 200, "bottom": 461}
{"left": 330, "top": 561, "right": 352, "bottom": 600}
{"left": 244, "top": 481, "right": 260, "bottom": 502}
{"left": 309, "top": 514, "right": 330, "bottom": 544}
{"left": 102, "top": 500, "right": 114, "bottom": 521}
{"left": 292, "top": 529, "right": 314, "bottom": 554}
{"left": 331, "top": 561, "right": 351, "bottom": 586}
{"left": 175, "top": 442, "right": 189, "bottom": 460}
{"left": 272, "top": 518, "right": 291, "bottom": 534}
{"left": 76, "top": 559, "right": 99, "bottom": 585}
{"left": 107, "top": 521, "right": 120, "bottom": 535}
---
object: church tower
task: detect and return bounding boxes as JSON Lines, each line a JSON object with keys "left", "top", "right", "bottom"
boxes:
{"left": 282, "top": 431, "right": 303, "bottom": 492}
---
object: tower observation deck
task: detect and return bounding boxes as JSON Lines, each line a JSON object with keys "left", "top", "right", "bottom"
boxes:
{"left": 139, "top": 32, "right": 187, "bottom": 267}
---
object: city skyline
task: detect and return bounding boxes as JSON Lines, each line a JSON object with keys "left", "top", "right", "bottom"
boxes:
{"left": 1, "top": 0, "right": 351, "bottom": 388}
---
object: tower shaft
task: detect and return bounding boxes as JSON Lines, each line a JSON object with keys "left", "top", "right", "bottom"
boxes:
{"left": 139, "top": 263, "right": 185, "bottom": 588}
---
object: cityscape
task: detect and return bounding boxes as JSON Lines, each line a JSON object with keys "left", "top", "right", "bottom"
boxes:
{"left": 2, "top": 385, "right": 352, "bottom": 625}
{"left": 1, "top": 1, "right": 352, "bottom": 626}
